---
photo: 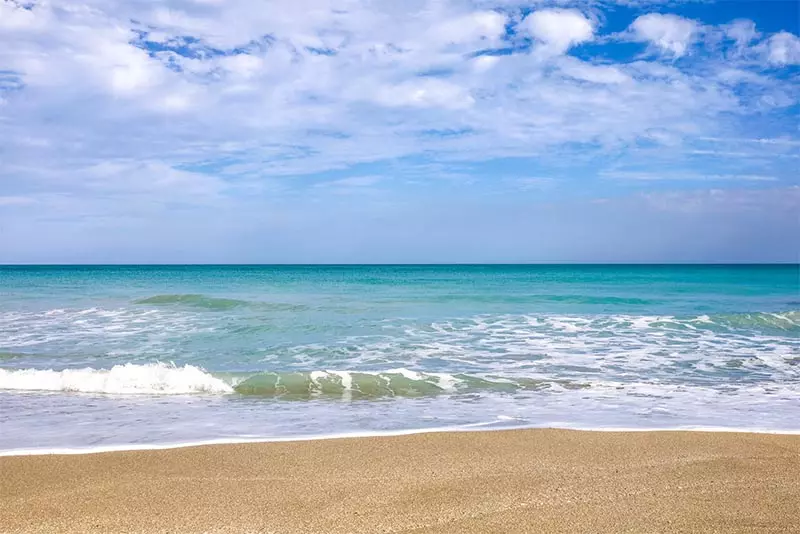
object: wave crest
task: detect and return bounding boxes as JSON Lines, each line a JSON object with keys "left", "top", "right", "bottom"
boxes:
{"left": 0, "top": 364, "right": 590, "bottom": 398}
{"left": 0, "top": 363, "right": 233, "bottom": 395}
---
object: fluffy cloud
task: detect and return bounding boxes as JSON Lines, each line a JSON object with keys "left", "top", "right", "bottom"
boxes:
{"left": 370, "top": 78, "right": 475, "bottom": 109}
{"left": 628, "top": 13, "right": 699, "bottom": 57}
{"left": 522, "top": 8, "right": 594, "bottom": 55}
{"left": 434, "top": 10, "right": 507, "bottom": 46}
{"left": 761, "top": 31, "right": 800, "bottom": 65}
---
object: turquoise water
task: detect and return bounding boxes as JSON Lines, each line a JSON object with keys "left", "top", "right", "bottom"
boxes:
{"left": 1, "top": 265, "right": 798, "bottom": 452}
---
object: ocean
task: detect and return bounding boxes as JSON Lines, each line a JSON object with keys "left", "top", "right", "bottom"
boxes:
{"left": 0, "top": 264, "right": 797, "bottom": 453}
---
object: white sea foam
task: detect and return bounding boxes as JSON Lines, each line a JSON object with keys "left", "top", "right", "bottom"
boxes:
{"left": 0, "top": 307, "right": 212, "bottom": 350}
{"left": 0, "top": 362, "right": 233, "bottom": 395}
{"left": 271, "top": 312, "right": 799, "bottom": 388}
{"left": 325, "top": 370, "right": 355, "bottom": 394}
{"left": 392, "top": 368, "right": 425, "bottom": 381}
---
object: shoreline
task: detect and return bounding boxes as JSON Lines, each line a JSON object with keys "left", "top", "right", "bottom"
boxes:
{"left": 3, "top": 423, "right": 800, "bottom": 457}
{"left": 3, "top": 428, "right": 799, "bottom": 533}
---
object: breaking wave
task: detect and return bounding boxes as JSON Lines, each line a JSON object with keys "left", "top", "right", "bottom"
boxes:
{"left": 3, "top": 362, "right": 797, "bottom": 401}
{"left": 0, "top": 363, "right": 592, "bottom": 398}
{"left": 0, "top": 363, "right": 233, "bottom": 395}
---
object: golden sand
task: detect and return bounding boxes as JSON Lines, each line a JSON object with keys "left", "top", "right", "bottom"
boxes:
{"left": 2, "top": 429, "right": 799, "bottom": 533}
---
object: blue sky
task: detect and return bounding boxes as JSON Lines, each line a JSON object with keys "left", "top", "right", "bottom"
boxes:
{"left": 0, "top": 0, "right": 798, "bottom": 263}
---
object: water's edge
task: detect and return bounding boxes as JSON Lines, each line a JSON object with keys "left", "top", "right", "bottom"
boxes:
{"left": 3, "top": 422, "right": 799, "bottom": 458}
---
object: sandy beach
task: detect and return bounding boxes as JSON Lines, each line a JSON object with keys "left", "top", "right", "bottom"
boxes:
{"left": 2, "top": 429, "right": 799, "bottom": 533}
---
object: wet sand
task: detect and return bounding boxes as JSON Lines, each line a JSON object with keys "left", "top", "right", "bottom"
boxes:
{"left": 2, "top": 429, "right": 799, "bottom": 533}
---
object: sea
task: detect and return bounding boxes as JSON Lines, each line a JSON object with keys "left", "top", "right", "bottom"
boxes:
{"left": 0, "top": 264, "right": 798, "bottom": 454}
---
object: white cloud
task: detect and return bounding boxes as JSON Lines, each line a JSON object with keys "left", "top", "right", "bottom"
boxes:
{"left": 0, "top": 1, "right": 47, "bottom": 31}
{"left": 709, "top": 20, "right": 800, "bottom": 67}
{"left": 761, "top": 31, "right": 800, "bottom": 66}
{"left": 0, "top": 0, "right": 797, "bottom": 231}
{"left": 628, "top": 13, "right": 699, "bottom": 57}
{"left": 723, "top": 19, "right": 759, "bottom": 50}
{"left": 471, "top": 55, "right": 500, "bottom": 73}
{"left": 714, "top": 67, "right": 768, "bottom": 86}
{"left": 521, "top": 8, "right": 594, "bottom": 56}
{"left": 434, "top": 11, "right": 506, "bottom": 46}
{"left": 370, "top": 78, "right": 475, "bottom": 109}
{"left": 604, "top": 171, "right": 778, "bottom": 182}
{"left": 557, "top": 57, "right": 631, "bottom": 84}
{"left": 221, "top": 54, "right": 265, "bottom": 80}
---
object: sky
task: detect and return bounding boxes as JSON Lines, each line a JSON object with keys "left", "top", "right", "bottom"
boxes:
{"left": 0, "top": 0, "right": 798, "bottom": 264}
